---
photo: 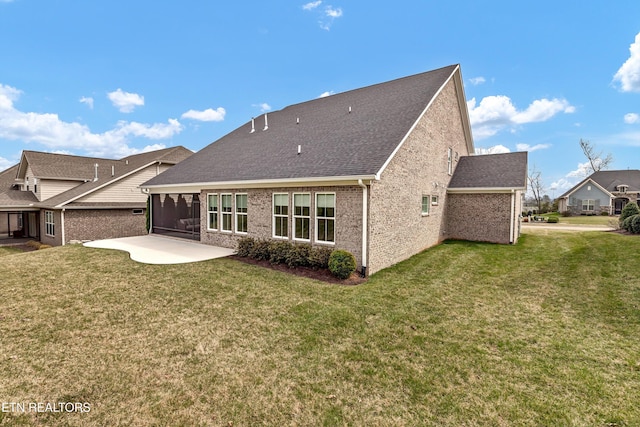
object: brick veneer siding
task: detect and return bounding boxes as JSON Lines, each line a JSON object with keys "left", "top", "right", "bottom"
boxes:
{"left": 446, "top": 192, "right": 520, "bottom": 244}
{"left": 64, "top": 209, "right": 148, "bottom": 243}
{"left": 40, "top": 209, "right": 63, "bottom": 246}
{"left": 199, "top": 186, "right": 364, "bottom": 268}
{"left": 367, "top": 78, "right": 471, "bottom": 274}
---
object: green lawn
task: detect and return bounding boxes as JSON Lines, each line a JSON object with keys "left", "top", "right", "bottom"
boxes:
{"left": 1, "top": 232, "right": 639, "bottom": 426}
{"left": 539, "top": 212, "right": 617, "bottom": 226}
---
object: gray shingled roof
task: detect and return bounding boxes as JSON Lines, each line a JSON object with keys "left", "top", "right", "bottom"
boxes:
{"left": 559, "top": 170, "right": 640, "bottom": 197}
{"left": 0, "top": 165, "right": 39, "bottom": 209}
{"left": 448, "top": 152, "right": 528, "bottom": 189}
{"left": 144, "top": 65, "right": 461, "bottom": 187}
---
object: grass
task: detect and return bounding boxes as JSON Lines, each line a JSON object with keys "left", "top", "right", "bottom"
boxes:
{"left": 0, "top": 246, "right": 23, "bottom": 257}
{"left": 538, "top": 212, "right": 615, "bottom": 226}
{"left": 1, "top": 232, "right": 639, "bottom": 426}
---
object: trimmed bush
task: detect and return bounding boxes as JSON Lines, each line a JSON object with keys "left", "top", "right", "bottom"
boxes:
{"left": 622, "top": 216, "right": 634, "bottom": 232}
{"left": 236, "top": 237, "right": 255, "bottom": 257}
{"left": 269, "top": 241, "right": 292, "bottom": 265}
{"left": 328, "top": 250, "right": 357, "bottom": 279}
{"left": 561, "top": 210, "right": 572, "bottom": 217}
{"left": 309, "top": 246, "right": 333, "bottom": 270}
{"left": 286, "top": 243, "right": 311, "bottom": 268}
{"left": 631, "top": 214, "right": 640, "bottom": 234}
{"left": 620, "top": 202, "right": 640, "bottom": 225}
{"left": 546, "top": 217, "right": 559, "bottom": 223}
{"left": 249, "top": 239, "right": 271, "bottom": 261}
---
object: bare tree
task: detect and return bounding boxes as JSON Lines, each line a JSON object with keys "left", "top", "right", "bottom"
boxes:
{"left": 528, "top": 166, "right": 544, "bottom": 213}
{"left": 579, "top": 139, "right": 613, "bottom": 174}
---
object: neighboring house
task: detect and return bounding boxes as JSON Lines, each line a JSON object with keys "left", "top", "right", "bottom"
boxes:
{"left": 142, "top": 64, "right": 528, "bottom": 275}
{"left": 0, "top": 146, "right": 192, "bottom": 245}
{"left": 558, "top": 170, "right": 640, "bottom": 216}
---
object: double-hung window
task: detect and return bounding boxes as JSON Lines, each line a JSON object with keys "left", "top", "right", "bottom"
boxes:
{"left": 273, "top": 193, "right": 289, "bottom": 238}
{"left": 293, "top": 193, "right": 310, "bottom": 241}
{"left": 582, "top": 199, "right": 595, "bottom": 212}
{"left": 316, "top": 193, "right": 335, "bottom": 243}
{"left": 422, "top": 195, "right": 430, "bottom": 215}
{"left": 235, "top": 194, "right": 248, "bottom": 234}
{"left": 45, "top": 210, "right": 55, "bottom": 236}
{"left": 221, "top": 194, "right": 232, "bottom": 232}
{"left": 207, "top": 194, "right": 218, "bottom": 230}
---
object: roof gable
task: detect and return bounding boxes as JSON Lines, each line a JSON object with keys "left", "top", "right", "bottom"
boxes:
{"left": 144, "top": 65, "right": 470, "bottom": 187}
{"left": 558, "top": 170, "right": 640, "bottom": 198}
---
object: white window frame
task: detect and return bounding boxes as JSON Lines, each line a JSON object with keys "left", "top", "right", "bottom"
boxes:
{"left": 422, "top": 195, "right": 430, "bottom": 216}
{"left": 235, "top": 193, "right": 248, "bottom": 234}
{"left": 315, "top": 192, "right": 335, "bottom": 245}
{"left": 207, "top": 193, "right": 218, "bottom": 231}
{"left": 447, "top": 147, "right": 453, "bottom": 175}
{"left": 431, "top": 195, "right": 439, "bottom": 206}
{"left": 221, "top": 193, "right": 233, "bottom": 232}
{"left": 582, "top": 199, "right": 595, "bottom": 212}
{"left": 273, "top": 193, "right": 289, "bottom": 239}
{"left": 44, "top": 210, "right": 55, "bottom": 237}
{"left": 293, "top": 193, "right": 311, "bottom": 242}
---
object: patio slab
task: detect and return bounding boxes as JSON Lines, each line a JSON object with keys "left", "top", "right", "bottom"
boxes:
{"left": 83, "top": 234, "right": 235, "bottom": 264}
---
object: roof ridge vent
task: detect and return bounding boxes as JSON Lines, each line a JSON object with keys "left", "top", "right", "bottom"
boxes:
{"left": 349, "top": 106, "right": 352, "bottom": 113}
{"left": 250, "top": 117, "right": 255, "bottom": 133}
{"left": 263, "top": 113, "right": 268, "bottom": 131}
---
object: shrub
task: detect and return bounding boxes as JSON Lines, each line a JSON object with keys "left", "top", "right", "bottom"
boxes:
{"left": 328, "top": 250, "right": 357, "bottom": 279}
{"left": 632, "top": 214, "right": 640, "bottom": 234}
{"left": 561, "top": 210, "right": 573, "bottom": 217}
{"left": 620, "top": 202, "right": 640, "bottom": 225}
{"left": 622, "top": 216, "right": 634, "bottom": 232}
{"left": 236, "top": 237, "right": 255, "bottom": 257}
{"left": 546, "top": 217, "right": 559, "bottom": 223}
{"left": 600, "top": 211, "right": 610, "bottom": 216}
{"left": 37, "top": 244, "right": 52, "bottom": 250}
{"left": 286, "top": 243, "right": 311, "bottom": 268}
{"left": 309, "top": 246, "right": 332, "bottom": 270}
{"left": 269, "top": 241, "right": 292, "bottom": 265}
{"left": 249, "top": 239, "right": 271, "bottom": 261}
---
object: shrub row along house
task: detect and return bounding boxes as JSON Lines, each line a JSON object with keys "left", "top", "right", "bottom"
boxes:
{"left": 557, "top": 170, "right": 640, "bottom": 215}
{"left": 142, "top": 65, "right": 528, "bottom": 275}
{"left": 0, "top": 147, "right": 192, "bottom": 245}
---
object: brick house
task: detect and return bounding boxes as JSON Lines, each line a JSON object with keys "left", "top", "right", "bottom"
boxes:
{"left": 0, "top": 146, "right": 192, "bottom": 245}
{"left": 557, "top": 170, "right": 640, "bottom": 216}
{"left": 142, "top": 65, "right": 527, "bottom": 275}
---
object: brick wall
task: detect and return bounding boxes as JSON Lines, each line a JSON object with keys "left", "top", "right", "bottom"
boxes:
{"left": 367, "top": 77, "right": 471, "bottom": 274}
{"left": 64, "top": 209, "right": 147, "bottom": 243}
{"left": 199, "top": 186, "right": 364, "bottom": 268}
{"left": 446, "top": 192, "right": 518, "bottom": 244}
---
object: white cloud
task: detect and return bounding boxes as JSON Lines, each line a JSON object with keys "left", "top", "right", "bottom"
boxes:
{"left": 613, "top": 32, "right": 640, "bottom": 92}
{"left": 566, "top": 161, "right": 594, "bottom": 178}
{"left": 181, "top": 107, "right": 226, "bottom": 122}
{"left": 302, "top": 1, "right": 322, "bottom": 10}
{"left": 0, "top": 83, "right": 183, "bottom": 158}
{"left": 624, "top": 113, "right": 639, "bottom": 124}
{"left": 467, "top": 95, "right": 574, "bottom": 139}
{"left": 469, "top": 77, "right": 486, "bottom": 86}
{"left": 325, "top": 6, "right": 342, "bottom": 18}
{"left": 319, "top": 91, "right": 335, "bottom": 98}
{"left": 107, "top": 88, "right": 144, "bottom": 113}
{"left": 516, "top": 143, "right": 551, "bottom": 152}
{"left": 475, "top": 145, "right": 511, "bottom": 155}
{"left": 252, "top": 103, "right": 271, "bottom": 113}
{"left": 79, "top": 96, "right": 94, "bottom": 109}
{"left": 0, "top": 156, "right": 13, "bottom": 170}
{"left": 549, "top": 178, "right": 575, "bottom": 192}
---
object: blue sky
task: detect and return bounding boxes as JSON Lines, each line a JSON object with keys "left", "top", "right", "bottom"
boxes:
{"left": 1, "top": 1, "right": 639, "bottom": 196}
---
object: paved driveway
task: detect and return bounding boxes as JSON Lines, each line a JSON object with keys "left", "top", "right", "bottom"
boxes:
{"left": 84, "top": 235, "right": 235, "bottom": 264}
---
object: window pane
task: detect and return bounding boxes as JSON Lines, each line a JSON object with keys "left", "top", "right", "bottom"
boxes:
{"left": 236, "top": 194, "right": 247, "bottom": 212}
{"left": 222, "top": 195, "right": 232, "bottom": 212}
{"left": 295, "top": 218, "right": 309, "bottom": 239}
{"left": 208, "top": 194, "right": 217, "bottom": 211}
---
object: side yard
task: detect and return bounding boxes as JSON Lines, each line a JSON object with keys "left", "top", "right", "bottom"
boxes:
{"left": 1, "top": 231, "right": 639, "bottom": 426}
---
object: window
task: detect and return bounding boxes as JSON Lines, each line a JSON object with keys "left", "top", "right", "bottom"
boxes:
{"left": 132, "top": 209, "right": 144, "bottom": 215}
{"left": 221, "top": 194, "right": 232, "bottom": 232}
{"left": 582, "top": 199, "right": 595, "bottom": 212}
{"left": 293, "top": 193, "right": 310, "bottom": 241}
{"left": 207, "top": 193, "right": 218, "bottom": 230}
{"left": 431, "top": 195, "right": 439, "bottom": 205}
{"left": 316, "top": 193, "right": 335, "bottom": 243}
{"left": 235, "top": 194, "right": 248, "bottom": 234}
{"left": 273, "top": 193, "right": 289, "bottom": 238}
{"left": 447, "top": 147, "right": 453, "bottom": 175}
{"left": 422, "top": 195, "right": 430, "bottom": 215}
{"left": 45, "top": 210, "right": 55, "bottom": 236}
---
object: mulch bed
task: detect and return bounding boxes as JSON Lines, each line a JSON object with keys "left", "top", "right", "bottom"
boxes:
{"left": 229, "top": 255, "right": 367, "bottom": 285}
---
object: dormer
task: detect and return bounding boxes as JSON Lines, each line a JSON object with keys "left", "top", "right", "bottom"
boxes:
{"left": 617, "top": 184, "right": 628, "bottom": 193}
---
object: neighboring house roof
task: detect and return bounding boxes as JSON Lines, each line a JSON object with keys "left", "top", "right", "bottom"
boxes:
{"left": 0, "top": 165, "right": 39, "bottom": 209}
{"left": 143, "top": 64, "right": 473, "bottom": 188}
{"left": 558, "top": 169, "right": 640, "bottom": 199}
{"left": 448, "top": 152, "right": 528, "bottom": 191}
{"left": 0, "top": 146, "right": 192, "bottom": 210}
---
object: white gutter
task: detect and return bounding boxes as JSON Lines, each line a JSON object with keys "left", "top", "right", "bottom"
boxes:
{"left": 357, "top": 179, "right": 368, "bottom": 276}
{"left": 61, "top": 208, "right": 66, "bottom": 246}
{"left": 509, "top": 189, "right": 515, "bottom": 244}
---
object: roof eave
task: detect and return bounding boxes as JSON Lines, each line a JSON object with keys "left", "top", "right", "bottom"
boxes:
{"left": 447, "top": 186, "right": 526, "bottom": 194}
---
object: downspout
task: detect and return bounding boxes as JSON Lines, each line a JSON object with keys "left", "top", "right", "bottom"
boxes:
{"left": 358, "top": 179, "right": 368, "bottom": 277}
{"left": 509, "top": 189, "right": 515, "bottom": 244}
{"left": 61, "top": 208, "right": 66, "bottom": 246}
